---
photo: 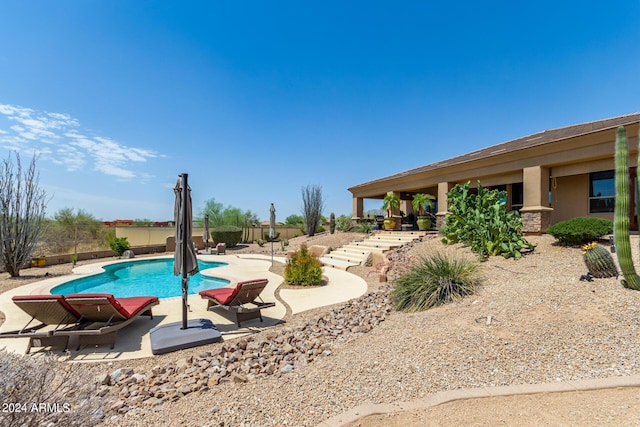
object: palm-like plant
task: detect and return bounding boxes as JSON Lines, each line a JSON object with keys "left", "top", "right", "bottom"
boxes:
{"left": 382, "top": 193, "right": 401, "bottom": 218}
{"left": 412, "top": 193, "right": 435, "bottom": 217}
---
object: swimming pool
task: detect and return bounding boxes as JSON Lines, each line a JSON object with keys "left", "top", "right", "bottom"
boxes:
{"left": 50, "top": 258, "right": 230, "bottom": 299}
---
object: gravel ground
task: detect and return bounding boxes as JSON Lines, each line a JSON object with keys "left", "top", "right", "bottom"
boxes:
{"left": 2, "top": 231, "right": 640, "bottom": 426}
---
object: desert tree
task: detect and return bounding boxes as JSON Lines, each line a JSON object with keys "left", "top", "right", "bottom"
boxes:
{"left": 0, "top": 152, "right": 48, "bottom": 277}
{"left": 302, "top": 184, "right": 324, "bottom": 237}
{"left": 52, "top": 208, "right": 103, "bottom": 255}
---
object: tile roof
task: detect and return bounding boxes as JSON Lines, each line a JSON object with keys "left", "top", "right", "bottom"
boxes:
{"left": 351, "top": 113, "right": 640, "bottom": 189}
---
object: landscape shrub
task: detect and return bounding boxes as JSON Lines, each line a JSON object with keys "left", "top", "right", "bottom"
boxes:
{"left": 211, "top": 225, "right": 242, "bottom": 247}
{"left": 441, "top": 181, "right": 535, "bottom": 259}
{"left": 335, "top": 215, "right": 354, "bottom": 232}
{"left": 0, "top": 351, "right": 105, "bottom": 427}
{"left": 109, "top": 237, "right": 130, "bottom": 256}
{"left": 355, "top": 221, "right": 373, "bottom": 233}
{"left": 284, "top": 244, "right": 323, "bottom": 286}
{"left": 547, "top": 216, "right": 613, "bottom": 246}
{"left": 391, "top": 252, "right": 480, "bottom": 311}
{"left": 256, "top": 239, "right": 266, "bottom": 247}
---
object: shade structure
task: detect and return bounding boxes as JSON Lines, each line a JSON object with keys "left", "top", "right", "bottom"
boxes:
{"left": 203, "top": 214, "right": 210, "bottom": 250}
{"left": 174, "top": 174, "right": 199, "bottom": 329}
{"left": 151, "top": 173, "right": 221, "bottom": 354}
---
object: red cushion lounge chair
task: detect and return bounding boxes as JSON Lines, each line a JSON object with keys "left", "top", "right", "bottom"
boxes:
{"left": 199, "top": 279, "right": 275, "bottom": 326}
{"left": 60, "top": 293, "right": 159, "bottom": 351}
{"left": 0, "top": 295, "right": 83, "bottom": 353}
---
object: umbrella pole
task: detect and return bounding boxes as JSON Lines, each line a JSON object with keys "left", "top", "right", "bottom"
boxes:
{"left": 181, "top": 173, "right": 189, "bottom": 330}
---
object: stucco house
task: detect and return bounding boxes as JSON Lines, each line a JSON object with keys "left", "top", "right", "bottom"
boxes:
{"left": 348, "top": 113, "right": 640, "bottom": 233}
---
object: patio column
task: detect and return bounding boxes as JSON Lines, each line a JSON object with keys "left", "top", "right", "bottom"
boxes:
{"left": 436, "top": 182, "right": 454, "bottom": 229}
{"left": 520, "top": 166, "right": 553, "bottom": 233}
{"left": 352, "top": 197, "right": 364, "bottom": 220}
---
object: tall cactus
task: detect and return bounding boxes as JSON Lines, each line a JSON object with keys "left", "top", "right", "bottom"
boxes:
{"left": 614, "top": 126, "right": 640, "bottom": 290}
{"left": 329, "top": 212, "right": 336, "bottom": 234}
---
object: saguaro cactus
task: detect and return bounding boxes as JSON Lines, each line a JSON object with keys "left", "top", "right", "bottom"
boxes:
{"left": 329, "top": 212, "right": 336, "bottom": 234}
{"left": 614, "top": 126, "right": 640, "bottom": 290}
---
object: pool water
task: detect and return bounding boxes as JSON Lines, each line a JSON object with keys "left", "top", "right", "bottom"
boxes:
{"left": 50, "top": 258, "right": 229, "bottom": 299}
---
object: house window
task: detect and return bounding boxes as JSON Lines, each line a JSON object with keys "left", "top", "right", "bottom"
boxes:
{"left": 511, "top": 183, "right": 524, "bottom": 211}
{"left": 589, "top": 171, "right": 615, "bottom": 213}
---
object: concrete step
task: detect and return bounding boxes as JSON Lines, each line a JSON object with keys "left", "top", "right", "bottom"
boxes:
{"left": 319, "top": 257, "right": 358, "bottom": 270}
{"left": 324, "top": 251, "right": 371, "bottom": 265}
{"left": 343, "top": 244, "right": 387, "bottom": 254}
{"left": 376, "top": 230, "right": 428, "bottom": 237}
{"left": 368, "top": 234, "right": 420, "bottom": 243}
{"left": 333, "top": 247, "right": 373, "bottom": 256}
{"left": 350, "top": 240, "right": 401, "bottom": 250}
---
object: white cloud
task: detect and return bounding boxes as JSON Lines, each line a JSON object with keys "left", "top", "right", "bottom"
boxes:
{"left": 0, "top": 103, "right": 161, "bottom": 180}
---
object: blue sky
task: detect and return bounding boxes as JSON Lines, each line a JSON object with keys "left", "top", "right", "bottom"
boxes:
{"left": 1, "top": 1, "right": 639, "bottom": 222}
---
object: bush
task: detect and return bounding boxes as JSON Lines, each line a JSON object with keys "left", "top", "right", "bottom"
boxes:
{"left": 355, "top": 221, "right": 373, "bottom": 233}
{"left": 109, "top": 237, "right": 130, "bottom": 256}
{"left": 0, "top": 351, "right": 105, "bottom": 427}
{"left": 211, "top": 225, "right": 243, "bottom": 247}
{"left": 391, "top": 252, "right": 480, "bottom": 311}
{"left": 256, "top": 239, "right": 266, "bottom": 247}
{"left": 284, "top": 244, "right": 323, "bottom": 286}
{"left": 335, "top": 215, "right": 354, "bottom": 232}
{"left": 547, "top": 216, "right": 613, "bottom": 246}
{"left": 441, "top": 181, "right": 535, "bottom": 259}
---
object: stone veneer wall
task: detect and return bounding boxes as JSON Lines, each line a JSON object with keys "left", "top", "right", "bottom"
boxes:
{"left": 521, "top": 210, "right": 552, "bottom": 234}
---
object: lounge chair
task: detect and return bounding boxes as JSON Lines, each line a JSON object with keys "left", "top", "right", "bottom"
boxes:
{"left": 199, "top": 279, "right": 275, "bottom": 326}
{"left": 60, "top": 293, "right": 159, "bottom": 350}
{"left": 0, "top": 294, "right": 83, "bottom": 354}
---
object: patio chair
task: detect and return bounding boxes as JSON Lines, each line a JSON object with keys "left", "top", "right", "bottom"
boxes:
{"left": 199, "top": 279, "right": 275, "bottom": 326}
{"left": 60, "top": 293, "right": 159, "bottom": 350}
{"left": 0, "top": 294, "right": 88, "bottom": 353}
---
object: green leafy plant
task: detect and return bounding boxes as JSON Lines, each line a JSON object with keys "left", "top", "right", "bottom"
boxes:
{"left": 335, "top": 215, "right": 354, "bottom": 232}
{"left": 256, "top": 239, "right": 266, "bottom": 247}
{"left": 547, "top": 217, "right": 613, "bottom": 246}
{"left": 391, "top": 252, "right": 480, "bottom": 311}
{"left": 581, "top": 242, "right": 618, "bottom": 278}
{"left": 109, "top": 237, "right": 130, "bottom": 256}
{"left": 412, "top": 193, "right": 435, "bottom": 216}
{"left": 412, "top": 193, "right": 435, "bottom": 230}
{"left": 441, "top": 181, "right": 535, "bottom": 259}
{"left": 211, "top": 225, "right": 243, "bottom": 247}
{"left": 356, "top": 221, "right": 373, "bottom": 233}
{"left": 382, "top": 193, "right": 401, "bottom": 218}
{"left": 284, "top": 244, "right": 323, "bottom": 286}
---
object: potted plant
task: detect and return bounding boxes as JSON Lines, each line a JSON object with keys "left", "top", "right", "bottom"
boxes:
{"left": 412, "top": 193, "right": 436, "bottom": 231}
{"left": 382, "top": 193, "right": 401, "bottom": 230}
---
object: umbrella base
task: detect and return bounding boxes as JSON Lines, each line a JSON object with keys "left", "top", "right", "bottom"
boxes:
{"left": 150, "top": 318, "right": 222, "bottom": 355}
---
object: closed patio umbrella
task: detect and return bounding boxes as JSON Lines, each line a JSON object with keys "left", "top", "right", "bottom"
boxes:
{"left": 174, "top": 173, "right": 199, "bottom": 330}
{"left": 149, "top": 172, "right": 221, "bottom": 355}
{"left": 203, "top": 214, "right": 210, "bottom": 251}
{"left": 269, "top": 203, "right": 276, "bottom": 265}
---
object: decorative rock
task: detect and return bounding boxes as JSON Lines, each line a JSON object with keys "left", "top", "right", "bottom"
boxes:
{"left": 99, "top": 285, "right": 394, "bottom": 416}
{"left": 96, "top": 373, "right": 110, "bottom": 386}
{"left": 281, "top": 364, "right": 294, "bottom": 373}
